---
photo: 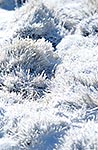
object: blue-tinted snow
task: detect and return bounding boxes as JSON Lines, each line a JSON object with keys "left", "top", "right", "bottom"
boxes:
{"left": 0, "top": 0, "right": 98, "bottom": 150}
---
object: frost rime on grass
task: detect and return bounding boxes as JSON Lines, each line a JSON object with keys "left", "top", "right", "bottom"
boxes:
{"left": 0, "top": 0, "right": 98, "bottom": 150}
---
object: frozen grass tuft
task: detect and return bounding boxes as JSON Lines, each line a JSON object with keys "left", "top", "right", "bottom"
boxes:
{"left": 0, "top": 0, "right": 98, "bottom": 149}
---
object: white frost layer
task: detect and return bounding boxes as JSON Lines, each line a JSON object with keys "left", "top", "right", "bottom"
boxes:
{"left": 0, "top": 0, "right": 98, "bottom": 150}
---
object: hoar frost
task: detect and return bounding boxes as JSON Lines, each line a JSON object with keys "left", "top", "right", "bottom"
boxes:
{"left": 0, "top": 0, "right": 98, "bottom": 150}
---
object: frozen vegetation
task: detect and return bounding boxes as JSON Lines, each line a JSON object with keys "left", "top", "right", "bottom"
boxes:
{"left": 0, "top": 0, "right": 98, "bottom": 149}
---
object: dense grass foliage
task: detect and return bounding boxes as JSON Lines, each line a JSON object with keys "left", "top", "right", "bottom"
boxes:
{"left": 0, "top": 0, "right": 98, "bottom": 149}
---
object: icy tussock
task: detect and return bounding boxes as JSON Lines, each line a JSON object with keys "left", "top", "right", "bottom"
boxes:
{"left": 0, "top": 0, "right": 98, "bottom": 149}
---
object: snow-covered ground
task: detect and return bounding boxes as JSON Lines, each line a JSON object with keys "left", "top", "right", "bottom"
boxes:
{"left": 0, "top": 0, "right": 98, "bottom": 149}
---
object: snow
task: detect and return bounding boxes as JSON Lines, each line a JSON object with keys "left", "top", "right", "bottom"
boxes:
{"left": 0, "top": 9, "right": 14, "bottom": 44}
{"left": 0, "top": 0, "right": 98, "bottom": 149}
